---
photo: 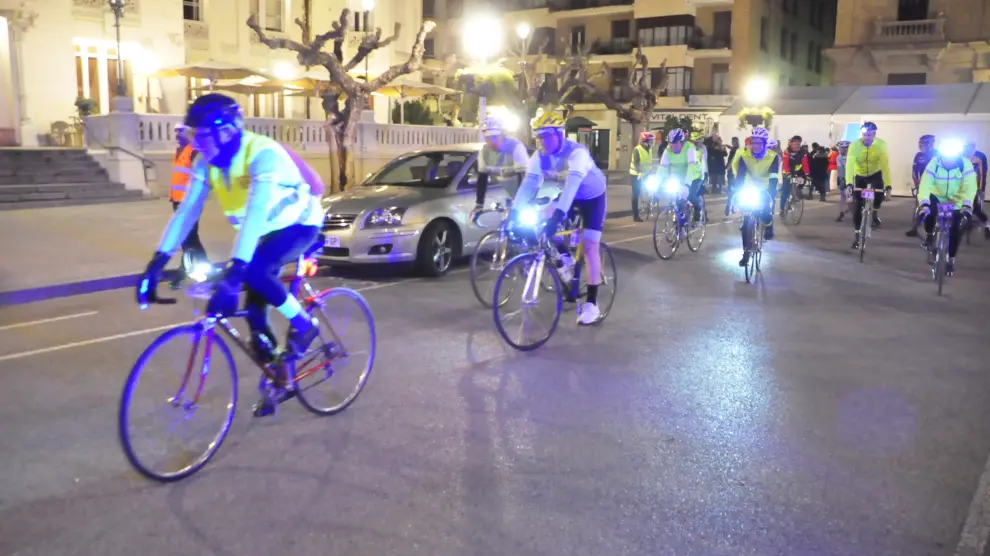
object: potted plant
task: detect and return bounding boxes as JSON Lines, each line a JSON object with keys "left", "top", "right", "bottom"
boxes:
{"left": 75, "top": 97, "right": 96, "bottom": 117}
{"left": 737, "top": 106, "right": 774, "bottom": 130}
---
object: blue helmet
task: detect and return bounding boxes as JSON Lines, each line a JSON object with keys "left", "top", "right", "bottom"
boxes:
{"left": 184, "top": 93, "right": 244, "bottom": 130}
{"left": 667, "top": 129, "right": 686, "bottom": 143}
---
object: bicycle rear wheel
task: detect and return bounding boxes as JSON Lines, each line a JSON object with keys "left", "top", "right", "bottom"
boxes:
{"left": 295, "top": 287, "right": 376, "bottom": 416}
{"left": 493, "top": 252, "right": 563, "bottom": 351}
{"left": 577, "top": 241, "right": 618, "bottom": 323}
{"left": 470, "top": 230, "right": 513, "bottom": 309}
{"left": 786, "top": 195, "right": 804, "bottom": 225}
{"left": 686, "top": 198, "right": 707, "bottom": 252}
{"left": 652, "top": 206, "right": 680, "bottom": 260}
{"left": 119, "top": 324, "right": 237, "bottom": 482}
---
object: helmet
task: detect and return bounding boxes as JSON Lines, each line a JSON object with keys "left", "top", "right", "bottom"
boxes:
{"left": 767, "top": 139, "right": 779, "bottom": 150}
{"left": 789, "top": 135, "right": 802, "bottom": 143}
{"left": 184, "top": 93, "right": 243, "bottom": 130}
{"left": 861, "top": 121, "right": 878, "bottom": 133}
{"left": 531, "top": 112, "right": 566, "bottom": 134}
{"left": 920, "top": 134, "right": 935, "bottom": 144}
{"left": 667, "top": 129, "right": 686, "bottom": 143}
{"left": 481, "top": 116, "right": 504, "bottom": 137}
{"left": 750, "top": 126, "right": 770, "bottom": 143}
{"left": 639, "top": 131, "right": 655, "bottom": 143}
{"left": 690, "top": 130, "right": 704, "bottom": 141}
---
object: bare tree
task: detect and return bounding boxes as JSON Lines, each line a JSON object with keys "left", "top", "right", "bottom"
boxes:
{"left": 248, "top": 10, "right": 435, "bottom": 193}
{"left": 575, "top": 46, "right": 667, "bottom": 144}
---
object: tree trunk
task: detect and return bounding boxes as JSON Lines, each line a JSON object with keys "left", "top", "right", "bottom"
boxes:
{"left": 326, "top": 121, "right": 343, "bottom": 194}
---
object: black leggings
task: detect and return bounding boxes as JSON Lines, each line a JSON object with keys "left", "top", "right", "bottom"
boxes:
{"left": 243, "top": 224, "right": 321, "bottom": 335}
{"left": 852, "top": 172, "right": 885, "bottom": 230}
{"left": 922, "top": 194, "right": 965, "bottom": 257}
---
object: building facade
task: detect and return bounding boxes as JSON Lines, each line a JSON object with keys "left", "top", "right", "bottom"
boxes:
{"left": 826, "top": 0, "right": 990, "bottom": 85}
{"left": 423, "top": 0, "right": 835, "bottom": 167}
{"left": 0, "top": 0, "right": 421, "bottom": 146}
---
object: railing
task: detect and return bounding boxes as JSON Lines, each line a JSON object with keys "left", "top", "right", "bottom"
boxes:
{"left": 689, "top": 35, "right": 732, "bottom": 50}
{"left": 590, "top": 38, "right": 634, "bottom": 56}
{"left": 77, "top": 116, "right": 156, "bottom": 187}
{"left": 506, "top": 0, "right": 549, "bottom": 10}
{"left": 355, "top": 122, "right": 479, "bottom": 154}
{"left": 549, "top": 0, "right": 633, "bottom": 11}
{"left": 873, "top": 18, "right": 945, "bottom": 43}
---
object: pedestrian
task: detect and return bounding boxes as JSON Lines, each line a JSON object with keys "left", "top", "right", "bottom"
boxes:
{"left": 906, "top": 135, "right": 937, "bottom": 237}
{"left": 708, "top": 135, "right": 728, "bottom": 195}
{"left": 834, "top": 141, "right": 850, "bottom": 222}
{"left": 810, "top": 142, "right": 830, "bottom": 201}
{"left": 628, "top": 131, "right": 656, "bottom": 222}
{"left": 167, "top": 124, "right": 208, "bottom": 287}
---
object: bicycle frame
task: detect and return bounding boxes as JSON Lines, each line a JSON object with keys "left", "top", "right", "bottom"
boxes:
{"left": 519, "top": 226, "right": 584, "bottom": 304}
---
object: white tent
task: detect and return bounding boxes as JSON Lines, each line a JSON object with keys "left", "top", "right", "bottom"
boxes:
{"left": 719, "top": 83, "right": 990, "bottom": 195}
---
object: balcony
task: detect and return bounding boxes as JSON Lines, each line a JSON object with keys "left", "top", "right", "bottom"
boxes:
{"left": 589, "top": 38, "right": 635, "bottom": 57}
{"left": 684, "top": 0, "right": 734, "bottom": 5}
{"left": 549, "top": 0, "right": 634, "bottom": 16}
{"left": 687, "top": 35, "right": 732, "bottom": 58}
{"left": 872, "top": 18, "right": 945, "bottom": 44}
{"left": 688, "top": 90, "right": 734, "bottom": 107}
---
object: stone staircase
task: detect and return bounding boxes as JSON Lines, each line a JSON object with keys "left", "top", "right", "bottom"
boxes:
{"left": 0, "top": 148, "right": 145, "bottom": 210}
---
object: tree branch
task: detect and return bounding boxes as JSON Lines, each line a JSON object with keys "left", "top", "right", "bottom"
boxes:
{"left": 344, "top": 22, "right": 402, "bottom": 73}
{"left": 366, "top": 20, "right": 435, "bottom": 91}
{"left": 294, "top": 17, "right": 310, "bottom": 45}
{"left": 248, "top": 14, "right": 333, "bottom": 68}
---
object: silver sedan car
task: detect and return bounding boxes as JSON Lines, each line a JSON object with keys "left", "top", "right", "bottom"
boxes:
{"left": 318, "top": 143, "right": 558, "bottom": 277}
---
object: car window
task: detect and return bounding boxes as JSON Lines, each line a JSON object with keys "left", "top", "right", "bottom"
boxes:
{"left": 366, "top": 151, "right": 474, "bottom": 187}
{"left": 459, "top": 161, "right": 482, "bottom": 190}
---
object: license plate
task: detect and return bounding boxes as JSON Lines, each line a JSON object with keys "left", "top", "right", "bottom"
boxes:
{"left": 324, "top": 235, "right": 340, "bottom": 247}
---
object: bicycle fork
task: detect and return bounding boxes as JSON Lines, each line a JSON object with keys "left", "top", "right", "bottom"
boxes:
{"left": 521, "top": 253, "right": 548, "bottom": 304}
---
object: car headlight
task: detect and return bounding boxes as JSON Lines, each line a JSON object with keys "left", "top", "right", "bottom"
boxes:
{"left": 738, "top": 186, "right": 763, "bottom": 209}
{"left": 644, "top": 175, "right": 659, "bottom": 192}
{"left": 517, "top": 207, "right": 540, "bottom": 228}
{"left": 365, "top": 207, "right": 406, "bottom": 228}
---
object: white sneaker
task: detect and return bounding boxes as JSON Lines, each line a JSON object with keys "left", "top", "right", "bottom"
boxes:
{"left": 577, "top": 302, "right": 601, "bottom": 325}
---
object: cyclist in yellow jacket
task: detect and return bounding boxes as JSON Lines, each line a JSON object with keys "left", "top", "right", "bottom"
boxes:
{"left": 917, "top": 139, "right": 977, "bottom": 275}
{"left": 845, "top": 121, "right": 891, "bottom": 249}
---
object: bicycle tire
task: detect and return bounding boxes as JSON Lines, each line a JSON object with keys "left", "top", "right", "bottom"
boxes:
{"left": 744, "top": 217, "right": 757, "bottom": 283}
{"left": 936, "top": 233, "right": 946, "bottom": 295}
{"left": 470, "top": 230, "right": 512, "bottom": 309}
{"left": 295, "top": 288, "right": 376, "bottom": 416}
{"left": 493, "top": 252, "right": 563, "bottom": 351}
{"left": 118, "top": 323, "right": 238, "bottom": 483}
{"left": 590, "top": 241, "right": 618, "bottom": 323}
{"left": 652, "top": 206, "right": 680, "bottom": 260}
{"left": 787, "top": 195, "right": 804, "bottom": 225}
{"left": 859, "top": 207, "right": 870, "bottom": 263}
{"left": 686, "top": 199, "right": 706, "bottom": 252}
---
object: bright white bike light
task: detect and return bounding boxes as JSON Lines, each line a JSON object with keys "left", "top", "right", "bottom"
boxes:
{"left": 738, "top": 187, "right": 762, "bottom": 209}
{"left": 645, "top": 175, "right": 659, "bottom": 192}
{"left": 663, "top": 179, "right": 681, "bottom": 194}
{"left": 518, "top": 207, "right": 539, "bottom": 228}
{"left": 188, "top": 262, "right": 214, "bottom": 283}
{"left": 938, "top": 139, "right": 964, "bottom": 158}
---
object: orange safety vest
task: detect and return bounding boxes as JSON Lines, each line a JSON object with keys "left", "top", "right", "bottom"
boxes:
{"left": 169, "top": 145, "right": 195, "bottom": 202}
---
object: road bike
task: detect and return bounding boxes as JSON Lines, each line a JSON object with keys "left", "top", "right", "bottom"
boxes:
{"left": 119, "top": 243, "right": 376, "bottom": 482}
{"left": 491, "top": 202, "right": 617, "bottom": 351}
{"left": 732, "top": 184, "right": 772, "bottom": 284}
{"left": 920, "top": 202, "right": 971, "bottom": 296}
{"left": 855, "top": 187, "right": 887, "bottom": 262}
{"left": 638, "top": 175, "right": 663, "bottom": 221}
{"left": 652, "top": 180, "right": 706, "bottom": 260}
{"left": 783, "top": 176, "right": 806, "bottom": 225}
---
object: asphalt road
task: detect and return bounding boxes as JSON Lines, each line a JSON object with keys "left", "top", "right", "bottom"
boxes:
{"left": 3, "top": 197, "right": 990, "bottom": 556}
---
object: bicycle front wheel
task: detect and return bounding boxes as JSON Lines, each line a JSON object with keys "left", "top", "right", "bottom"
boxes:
{"left": 686, "top": 199, "right": 707, "bottom": 252}
{"left": 786, "top": 195, "right": 804, "bottom": 225}
{"left": 470, "top": 230, "right": 513, "bottom": 309}
{"left": 295, "top": 287, "right": 376, "bottom": 415}
{"left": 493, "top": 253, "right": 563, "bottom": 351}
{"left": 119, "top": 323, "right": 238, "bottom": 482}
{"left": 653, "top": 206, "right": 680, "bottom": 260}
{"left": 936, "top": 234, "right": 946, "bottom": 295}
{"left": 859, "top": 209, "right": 870, "bottom": 263}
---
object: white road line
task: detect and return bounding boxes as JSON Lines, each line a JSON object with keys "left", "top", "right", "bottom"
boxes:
{"left": 955, "top": 452, "right": 990, "bottom": 556}
{"left": 0, "top": 311, "right": 98, "bottom": 331}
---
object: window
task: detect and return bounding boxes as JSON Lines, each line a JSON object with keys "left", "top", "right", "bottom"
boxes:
{"left": 636, "top": 16, "right": 694, "bottom": 47}
{"left": 789, "top": 33, "right": 797, "bottom": 62}
{"left": 611, "top": 19, "right": 631, "bottom": 39}
{"left": 367, "top": 152, "right": 474, "bottom": 187}
{"left": 423, "top": 0, "right": 436, "bottom": 18}
{"left": 611, "top": 67, "right": 628, "bottom": 99}
{"left": 570, "top": 25, "right": 585, "bottom": 52}
{"left": 665, "top": 67, "right": 692, "bottom": 97}
{"left": 898, "top": 0, "right": 928, "bottom": 22}
{"left": 183, "top": 0, "right": 201, "bottom": 21}
{"left": 807, "top": 41, "right": 815, "bottom": 70}
{"left": 713, "top": 11, "right": 732, "bottom": 42}
{"left": 249, "top": 0, "right": 283, "bottom": 31}
{"left": 816, "top": 2, "right": 827, "bottom": 30}
{"left": 779, "top": 27, "right": 788, "bottom": 58}
{"left": 424, "top": 38, "right": 435, "bottom": 58}
{"left": 759, "top": 17, "right": 768, "bottom": 52}
{"left": 354, "top": 10, "right": 371, "bottom": 32}
{"left": 712, "top": 63, "right": 729, "bottom": 94}
{"left": 887, "top": 72, "right": 927, "bottom": 85}
{"left": 74, "top": 43, "right": 134, "bottom": 114}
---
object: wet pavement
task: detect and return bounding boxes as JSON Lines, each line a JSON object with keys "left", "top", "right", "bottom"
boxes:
{"left": 2, "top": 197, "right": 990, "bottom": 556}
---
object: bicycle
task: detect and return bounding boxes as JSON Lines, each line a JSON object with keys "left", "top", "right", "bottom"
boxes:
{"left": 732, "top": 184, "right": 772, "bottom": 284}
{"left": 491, "top": 204, "right": 617, "bottom": 351}
{"left": 119, "top": 243, "right": 376, "bottom": 482}
{"left": 638, "top": 174, "right": 662, "bottom": 221}
{"left": 652, "top": 179, "right": 706, "bottom": 260}
{"left": 920, "top": 202, "right": 971, "bottom": 296}
{"left": 856, "top": 187, "right": 887, "bottom": 262}
{"left": 783, "top": 176, "right": 806, "bottom": 225}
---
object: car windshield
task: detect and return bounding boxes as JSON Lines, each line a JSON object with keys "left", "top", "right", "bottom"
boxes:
{"left": 365, "top": 151, "right": 475, "bottom": 187}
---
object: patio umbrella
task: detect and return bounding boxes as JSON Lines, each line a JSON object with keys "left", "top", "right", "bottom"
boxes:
{"left": 150, "top": 60, "right": 273, "bottom": 90}
{"left": 374, "top": 77, "right": 456, "bottom": 123}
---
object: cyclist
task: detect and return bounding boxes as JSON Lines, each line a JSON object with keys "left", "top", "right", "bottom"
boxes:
{"left": 846, "top": 121, "right": 891, "bottom": 249}
{"left": 135, "top": 93, "right": 325, "bottom": 415}
{"left": 781, "top": 135, "right": 810, "bottom": 217}
{"left": 906, "top": 134, "right": 936, "bottom": 237}
{"left": 916, "top": 139, "right": 977, "bottom": 275}
{"left": 656, "top": 128, "right": 702, "bottom": 220}
{"left": 964, "top": 141, "right": 990, "bottom": 238}
{"left": 512, "top": 112, "right": 608, "bottom": 325}
{"left": 733, "top": 126, "right": 780, "bottom": 267}
{"left": 629, "top": 131, "right": 656, "bottom": 222}
{"left": 469, "top": 115, "right": 531, "bottom": 224}
{"left": 834, "top": 140, "right": 851, "bottom": 222}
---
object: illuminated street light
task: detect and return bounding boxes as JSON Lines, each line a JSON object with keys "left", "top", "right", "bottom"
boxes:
{"left": 516, "top": 22, "right": 531, "bottom": 41}
{"left": 461, "top": 13, "right": 503, "bottom": 62}
{"left": 743, "top": 76, "right": 771, "bottom": 105}
{"left": 361, "top": 0, "right": 375, "bottom": 10}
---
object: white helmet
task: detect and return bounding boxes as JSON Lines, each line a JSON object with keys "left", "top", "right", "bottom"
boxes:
{"left": 751, "top": 126, "right": 770, "bottom": 143}
{"left": 481, "top": 116, "right": 504, "bottom": 137}
{"left": 667, "top": 129, "right": 686, "bottom": 143}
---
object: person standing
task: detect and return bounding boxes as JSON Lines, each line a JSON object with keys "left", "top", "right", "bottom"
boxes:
{"left": 906, "top": 135, "right": 937, "bottom": 237}
{"left": 167, "top": 124, "right": 208, "bottom": 286}
{"left": 628, "top": 131, "right": 656, "bottom": 222}
{"left": 834, "top": 141, "right": 850, "bottom": 222}
{"left": 708, "top": 136, "right": 728, "bottom": 195}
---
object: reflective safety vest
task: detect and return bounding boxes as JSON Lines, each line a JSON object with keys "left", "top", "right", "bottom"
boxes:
{"left": 629, "top": 144, "right": 653, "bottom": 177}
{"left": 169, "top": 145, "right": 195, "bottom": 202}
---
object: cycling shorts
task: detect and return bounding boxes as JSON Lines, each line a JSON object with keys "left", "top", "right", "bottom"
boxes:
{"left": 573, "top": 192, "right": 607, "bottom": 242}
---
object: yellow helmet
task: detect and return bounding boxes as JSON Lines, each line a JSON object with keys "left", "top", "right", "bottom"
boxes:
{"left": 690, "top": 130, "right": 704, "bottom": 141}
{"left": 532, "top": 112, "right": 566, "bottom": 134}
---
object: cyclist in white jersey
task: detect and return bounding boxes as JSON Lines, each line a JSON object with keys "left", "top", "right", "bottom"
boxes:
{"left": 470, "top": 116, "right": 531, "bottom": 223}
{"left": 512, "top": 112, "right": 608, "bottom": 325}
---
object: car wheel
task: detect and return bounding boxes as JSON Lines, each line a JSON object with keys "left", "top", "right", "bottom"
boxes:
{"left": 416, "top": 220, "right": 456, "bottom": 277}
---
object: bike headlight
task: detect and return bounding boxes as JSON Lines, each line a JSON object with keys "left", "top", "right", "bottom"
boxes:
{"left": 188, "top": 263, "right": 214, "bottom": 283}
{"left": 517, "top": 207, "right": 540, "bottom": 228}
{"left": 738, "top": 186, "right": 762, "bottom": 209}
{"left": 365, "top": 207, "right": 406, "bottom": 227}
{"left": 938, "top": 139, "right": 964, "bottom": 158}
{"left": 645, "top": 175, "right": 659, "bottom": 192}
{"left": 663, "top": 179, "right": 681, "bottom": 194}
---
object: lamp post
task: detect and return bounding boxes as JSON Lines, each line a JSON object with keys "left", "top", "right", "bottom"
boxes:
{"left": 461, "top": 13, "right": 503, "bottom": 138}
{"left": 108, "top": 0, "right": 127, "bottom": 97}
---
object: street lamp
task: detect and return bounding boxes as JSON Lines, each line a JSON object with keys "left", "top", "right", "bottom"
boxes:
{"left": 516, "top": 22, "right": 531, "bottom": 41}
{"left": 743, "top": 76, "right": 771, "bottom": 105}
{"left": 108, "top": 0, "right": 127, "bottom": 97}
{"left": 461, "top": 13, "right": 503, "bottom": 134}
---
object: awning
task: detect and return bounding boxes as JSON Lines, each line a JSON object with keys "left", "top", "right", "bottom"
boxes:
{"left": 566, "top": 116, "right": 598, "bottom": 130}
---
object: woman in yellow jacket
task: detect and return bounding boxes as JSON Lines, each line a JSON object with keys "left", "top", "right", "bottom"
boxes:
{"left": 916, "top": 139, "right": 978, "bottom": 276}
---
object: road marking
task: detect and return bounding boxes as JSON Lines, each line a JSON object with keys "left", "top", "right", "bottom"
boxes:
{"left": 0, "top": 311, "right": 98, "bottom": 331}
{"left": 954, "top": 451, "right": 990, "bottom": 556}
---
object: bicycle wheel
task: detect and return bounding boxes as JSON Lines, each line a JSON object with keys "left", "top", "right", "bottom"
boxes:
{"left": 470, "top": 230, "right": 513, "bottom": 309}
{"left": 686, "top": 198, "right": 707, "bottom": 252}
{"left": 859, "top": 207, "right": 870, "bottom": 263}
{"left": 295, "top": 287, "right": 376, "bottom": 415}
{"left": 786, "top": 195, "right": 804, "bottom": 225}
{"left": 119, "top": 323, "right": 238, "bottom": 482}
{"left": 577, "top": 241, "right": 618, "bottom": 324}
{"left": 493, "top": 252, "right": 563, "bottom": 351}
{"left": 743, "top": 217, "right": 757, "bottom": 283}
{"left": 652, "top": 206, "right": 680, "bottom": 260}
{"left": 936, "top": 234, "right": 946, "bottom": 295}
{"left": 638, "top": 193, "right": 652, "bottom": 221}
{"left": 755, "top": 220, "right": 764, "bottom": 272}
